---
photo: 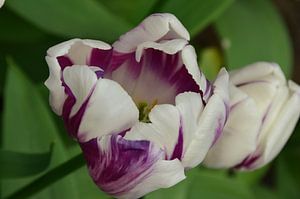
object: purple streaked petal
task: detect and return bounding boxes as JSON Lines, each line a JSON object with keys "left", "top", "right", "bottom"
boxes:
{"left": 61, "top": 66, "right": 98, "bottom": 139}
{"left": 57, "top": 55, "right": 73, "bottom": 69}
{"left": 105, "top": 48, "right": 200, "bottom": 105}
{"left": 89, "top": 48, "right": 113, "bottom": 70}
{"left": 80, "top": 135, "right": 162, "bottom": 196}
{"left": 80, "top": 135, "right": 185, "bottom": 198}
{"left": 170, "top": 118, "right": 184, "bottom": 160}
{"left": 234, "top": 155, "right": 260, "bottom": 170}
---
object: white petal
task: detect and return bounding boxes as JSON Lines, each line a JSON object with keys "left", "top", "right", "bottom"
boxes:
{"left": 181, "top": 45, "right": 210, "bottom": 101}
{"left": 184, "top": 69, "right": 229, "bottom": 168}
{"left": 203, "top": 84, "right": 260, "bottom": 168}
{"left": 78, "top": 79, "right": 139, "bottom": 142}
{"left": 47, "top": 38, "right": 80, "bottom": 57}
{"left": 120, "top": 159, "right": 185, "bottom": 199}
{"left": 135, "top": 39, "right": 188, "bottom": 62}
{"left": 113, "top": 13, "right": 190, "bottom": 53}
{"left": 230, "top": 62, "right": 285, "bottom": 86}
{"left": 255, "top": 81, "right": 300, "bottom": 168}
{"left": 62, "top": 65, "right": 97, "bottom": 117}
{"left": 47, "top": 38, "right": 111, "bottom": 65}
{"left": 44, "top": 56, "right": 66, "bottom": 115}
{"left": 175, "top": 92, "right": 204, "bottom": 168}
{"left": 125, "top": 104, "right": 181, "bottom": 158}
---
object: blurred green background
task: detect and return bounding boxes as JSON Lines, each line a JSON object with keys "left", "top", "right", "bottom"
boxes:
{"left": 0, "top": 0, "right": 300, "bottom": 198}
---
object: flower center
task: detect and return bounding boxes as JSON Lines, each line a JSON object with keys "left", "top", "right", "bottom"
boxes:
{"left": 137, "top": 100, "right": 158, "bottom": 122}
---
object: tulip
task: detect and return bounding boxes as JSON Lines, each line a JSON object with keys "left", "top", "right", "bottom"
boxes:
{"left": 204, "top": 62, "right": 300, "bottom": 170}
{"left": 45, "top": 13, "right": 229, "bottom": 198}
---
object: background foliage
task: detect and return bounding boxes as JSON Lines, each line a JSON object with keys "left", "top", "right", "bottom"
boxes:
{"left": 0, "top": 0, "right": 299, "bottom": 198}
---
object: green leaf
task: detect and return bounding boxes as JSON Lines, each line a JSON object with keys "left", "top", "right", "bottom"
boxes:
{"left": 1, "top": 59, "right": 78, "bottom": 198}
{"left": 214, "top": 0, "right": 292, "bottom": 76}
{"left": 276, "top": 157, "right": 300, "bottom": 199}
{"left": 147, "top": 168, "right": 254, "bottom": 199}
{"left": 0, "top": 8, "right": 48, "bottom": 43}
{"left": 7, "top": 0, "right": 131, "bottom": 41}
{"left": 235, "top": 166, "right": 269, "bottom": 186}
{"left": 0, "top": 146, "right": 52, "bottom": 179}
{"left": 159, "top": 0, "right": 235, "bottom": 38}
{"left": 198, "top": 47, "right": 223, "bottom": 80}
{"left": 252, "top": 186, "right": 279, "bottom": 199}
{"left": 5, "top": 153, "right": 84, "bottom": 199}
{"left": 98, "top": 0, "right": 158, "bottom": 24}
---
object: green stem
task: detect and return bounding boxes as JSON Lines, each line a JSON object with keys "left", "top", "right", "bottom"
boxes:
{"left": 5, "top": 153, "right": 85, "bottom": 199}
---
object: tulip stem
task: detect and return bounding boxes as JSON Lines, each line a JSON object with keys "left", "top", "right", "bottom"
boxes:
{"left": 4, "top": 153, "right": 85, "bottom": 199}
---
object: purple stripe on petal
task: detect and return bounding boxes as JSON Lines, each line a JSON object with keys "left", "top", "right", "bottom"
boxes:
{"left": 61, "top": 81, "right": 94, "bottom": 140}
{"left": 57, "top": 56, "right": 73, "bottom": 70}
{"left": 80, "top": 135, "right": 163, "bottom": 197}
{"left": 89, "top": 48, "right": 113, "bottom": 70}
{"left": 170, "top": 119, "right": 184, "bottom": 160}
{"left": 234, "top": 155, "right": 260, "bottom": 170}
{"left": 95, "top": 70, "right": 105, "bottom": 78}
{"left": 236, "top": 80, "right": 269, "bottom": 87}
{"left": 211, "top": 101, "right": 228, "bottom": 146}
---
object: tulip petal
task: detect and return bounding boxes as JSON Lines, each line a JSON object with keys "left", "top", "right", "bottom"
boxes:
{"left": 125, "top": 104, "right": 181, "bottom": 159}
{"left": 62, "top": 65, "right": 98, "bottom": 117}
{"left": 107, "top": 43, "right": 200, "bottom": 105}
{"left": 203, "top": 84, "right": 259, "bottom": 168}
{"left": 78, "top": 78, "right": 139, "bottom": 142}
{"left": 175, "top": 92, "right": 205, "bottom": 168}
{"left": 45, "top": 56, "right": 67, "bottom": 115}
{"left": 47, "top": 38, "right": 112, "bottom": 77}
{"left": 80, "top": 135, "right": 185, "bottom": 199}
{"left": 113, "top": 13, "right": 190, "bottom": 53}
{"left": 230, "top": 62, "right": 285, "bottom": 86}
{"left": 254, "top": 81, "right": 300, "bottom": 169}
{"left": 181, "top": 45, "right": 211, "bottom": 102}
{"left": 183, "top": 69, "right": 229, "bottom": 168}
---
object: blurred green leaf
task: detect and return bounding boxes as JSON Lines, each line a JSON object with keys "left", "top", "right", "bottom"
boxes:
{"left": 252, "top": 186, "right": 279, "bottom": 199}
{"left": 159, "top": 0, "right": 235, "bottom": 38}
{"left": 1, "top": 60, "right": 77, "bottom": 198}
{"left": 147, "top": 168, "right": 254, "bottom": 199}
{"left": 5, "top": 153, "right": 85, "bottom": 199}
{"left": 0, "top": 9, "right": 48, "bottom": 43}
{"left": 276, "top": 157, "right": 300, "bottom": 199}
{"left": 199, "top": 47, "right": 223, "bottom": 80}
{"left": 99, "top": 0, "right": 158, "bottom": 24}
{"left": 0, "top": 147, "right": 52, "bottom": 179}
{"left": 215, "top": 0, "right": 292, "bottom": 76}
{"left": 235, "top": 166, "right": 269, "bottom": 186}
{"left": 7, "top": 0, "right": 131, "bottom": 41}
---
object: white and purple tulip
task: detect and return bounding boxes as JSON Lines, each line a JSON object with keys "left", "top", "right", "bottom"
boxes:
{"left": 45, "top": 13, "right": 229, "bottom": 198}
{"left": 204, "top": 62, "right": 300, "bottom": 170}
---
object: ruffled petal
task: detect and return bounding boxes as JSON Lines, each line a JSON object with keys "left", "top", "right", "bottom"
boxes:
{"left": 80, "top": 135, "right": 185, "bottom": 199}
{"left": 45, "top": 56, "right": 66, "bottom": 115}
{"left": 181, "top": 45, "right": 211, "bottom": 102}
{"left": 113, "top": 13, "right": 190, "bottom": 53}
